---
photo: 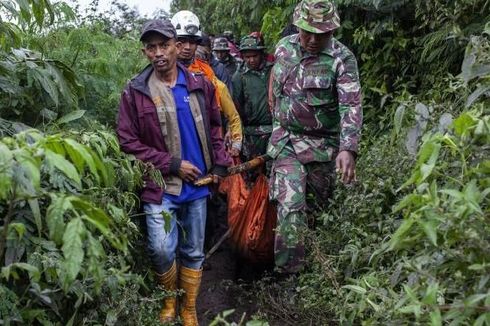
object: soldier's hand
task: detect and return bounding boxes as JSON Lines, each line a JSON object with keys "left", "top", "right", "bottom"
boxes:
{"left": 178, "top": 160, "right": 202, "bottom": 183}
{"left": 336, "top": 151, "right": 356, "bottom": 184}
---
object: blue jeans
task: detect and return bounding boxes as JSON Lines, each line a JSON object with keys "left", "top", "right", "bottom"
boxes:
{"left": 144, "top": 196, "right": 207, "bottom": 274}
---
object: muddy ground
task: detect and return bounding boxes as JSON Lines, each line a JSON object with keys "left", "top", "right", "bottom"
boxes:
{"left": 197, "top": 243, "right": 258, "bottom": 324}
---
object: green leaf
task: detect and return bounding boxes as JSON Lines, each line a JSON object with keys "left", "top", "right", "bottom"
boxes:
{"left": 422, "top": 282, "right": 438, "bottom": 305}
{"left": 440, "top": 189, "right": 464, "bottom": 200}
{"left": 64, "top": 138, "right": 99, "bottom": 182}
{"left": 341, "top": 284, "right": 367, "bottom": 295}
{"left": 29, "top": 68, "right": 59, "bottom": 106}
{"left": 399, "top": 304, "right": 422, "bottom": 316}
{"left": 429, "top": 309, "right": 442, "bottom": 326}
{"left": 71, "top": 197, "right": 110, "bottom": 235}
{"left": 0, "top": 142, "right": 13, "bottom": 200}
{"left": 248, "top": 319, "right": 270, "bottom": 326}
{"left": 28, "top": 198, "right": 42, "bottom": 237}
{"left": 419, "top": 219, "right": 438, "bottom": 246}
{"left": 62, "top": 217, "right": 85, "bottom": 285}
{"left": 2, "top": 263, "right": 41, "bottom": 282}
{"left": 45, "top": 149, "right": 81, "bottom": 187}
{"left": 161, "top": 210, "right": 172, "bottom": 234}
{"left": 15, "top": 148, "right": 41, "bottom": 195}
{"left": 453, "top": 112, "right": 476, "bottom": 137}
{"left": 393, "top": 193, "right": 424, "bottom": 212}
{"left": 419, "top": 142, "right": 441, "bottom": 183}
{"left": 393, "top": 105, "right": 405, "bottom": 136}
{"left": 57, "top": 110, "right": 86, "bottom": 125}
{"left": 403, "top": 284, "right": 419, "bottom": 302}
{"left": 389, "top": 217, "right": 416, "bottom": 250}
{"left": 8, "top": 223, "right": 26, "bottom": 239}
{"left": 464, "top": 293, "right": 488, "bottom": 306}
{"left": 46, "top": 195, "right": 71, "bottom": 245}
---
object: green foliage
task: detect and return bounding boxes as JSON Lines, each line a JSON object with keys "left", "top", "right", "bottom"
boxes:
{"left": 0, "top": 0, "right": 489, "bottom": 324}
{"left": 0, "top": 128, "right": 153, "bottom": 324}
{"left": 27, "top": 25, "right": 146, "bottom": 125}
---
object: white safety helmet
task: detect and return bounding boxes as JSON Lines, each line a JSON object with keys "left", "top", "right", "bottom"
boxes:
{"left": 171, "top": 10, "right": 202, "bottom": 38}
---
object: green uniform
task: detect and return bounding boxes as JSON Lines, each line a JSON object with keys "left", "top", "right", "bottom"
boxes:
{"left": 268, "top": 0, "right": 363, "bottom": 273}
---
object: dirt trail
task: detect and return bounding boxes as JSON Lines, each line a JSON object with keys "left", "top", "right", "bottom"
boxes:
{"left": 197, "top": 245, "right": 258, "bottom": 324}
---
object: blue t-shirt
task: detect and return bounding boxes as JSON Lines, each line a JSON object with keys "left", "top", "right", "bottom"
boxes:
{"left": 164, "top": 68, "right": 209, "bottom": 203}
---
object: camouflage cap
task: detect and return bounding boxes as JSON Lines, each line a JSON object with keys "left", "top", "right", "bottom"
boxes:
{"left": 212, "top": 37, "right": 230, "bottom": 51}
{"left": 239, "top": 35, "right": 266, "bottom": 52}
{"left": 293, "top": 0, "right": 340, "bottom": 34}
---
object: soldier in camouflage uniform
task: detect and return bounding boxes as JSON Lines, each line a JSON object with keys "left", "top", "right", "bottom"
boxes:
{"left": 232, "top": 35, "right": 273, "bottom": 178}
{"left": 213, "top": 37, "right": 242, "bottom": 79}
{"left": 268, "top": 0, "right": 363, "bottom": 273}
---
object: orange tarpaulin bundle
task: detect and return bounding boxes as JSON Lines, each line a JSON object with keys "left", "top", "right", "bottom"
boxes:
{"left": 219, "top": 164, "right": 276, "bottom": 263}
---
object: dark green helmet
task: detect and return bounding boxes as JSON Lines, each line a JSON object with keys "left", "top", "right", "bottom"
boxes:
{"left": 239, "top": 35, "right": 266, "bottom": 52}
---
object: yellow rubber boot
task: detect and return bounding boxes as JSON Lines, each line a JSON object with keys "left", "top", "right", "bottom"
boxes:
{"left": 156, "top": 261, "right": 177, "bottom": 323}
{"left": 179, "top": 266, "right": 202, "bottom": 326}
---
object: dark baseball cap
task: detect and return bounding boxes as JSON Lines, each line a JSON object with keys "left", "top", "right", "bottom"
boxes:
{"left": 140, "top": 19, "right": 177, "bottom": 41}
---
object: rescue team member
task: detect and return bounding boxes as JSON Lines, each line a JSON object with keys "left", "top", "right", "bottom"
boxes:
{"left": 212, "top": 36, "right": 242, "bottom": 79}
{"left": 172, "top": 10, "right": 242, "bottom": 156}
{"left": 232, "top": 35, "right": 273, "bottom": 168}
{"left": 268, "top": 0, "right": 363, "bottom": 273}
{"left": 116, "top": 19, "right": 231, "bottom": 325}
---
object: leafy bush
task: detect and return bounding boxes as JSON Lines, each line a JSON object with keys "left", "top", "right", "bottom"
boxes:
{"left": 0, "top": 128, "right": 158, "bottom": 324}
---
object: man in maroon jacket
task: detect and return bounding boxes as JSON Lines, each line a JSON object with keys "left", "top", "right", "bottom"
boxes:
{"left": 117, "top": 19, "right": 231, "bottom": 325}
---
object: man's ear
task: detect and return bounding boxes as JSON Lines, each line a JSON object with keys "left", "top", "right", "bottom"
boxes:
{"left": 175, "top": 40, "right": 183, "bottom": 55}
{"left": 141, "top": 47, "right": 146, "bottom": 56}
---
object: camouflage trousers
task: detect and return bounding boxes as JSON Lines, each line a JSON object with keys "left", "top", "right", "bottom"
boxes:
{"left": 269, "top": 143, "right": 336, "bottom": 273}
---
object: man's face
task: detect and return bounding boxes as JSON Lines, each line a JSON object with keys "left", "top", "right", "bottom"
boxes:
{"left": 298, "top": 29, "right": 333, "bottom": 54}
{"left": 141, "top": 33, "right": 178, "bottom": 75}
{"left": 214, "top": 50, "right": 229, "bottom": 61}
{"left": 177, "top": 37, "right": 199, "bottom": 61}
{"left": 242, "top": 50, "right": 263, "bottom": 71}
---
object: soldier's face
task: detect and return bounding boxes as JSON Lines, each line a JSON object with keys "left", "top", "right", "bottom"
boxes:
{"left": 242, "top": 50, "right": 263, "bottom": 71}
{"left": 299, "top": 29, "right": 333, "bottom": 54}
{"left": 177, "top": 37, "right": 199, "bottom": 61}
{"left": 214, "top": 50, "right": 229, "bottom": 61}
{"left": 141, "top": 33, "right": 178, "bottom": 75}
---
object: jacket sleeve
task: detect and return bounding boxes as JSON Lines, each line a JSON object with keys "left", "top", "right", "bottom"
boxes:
{"left": 204, "top": 80, "right": 232, "bottom": 175}
{"left": 231, "top": 71, "right": 245, "bottom": 120}
{"left": 117, "top": 86, "right": 181, "bottom": 176}
{"left": 217, "top": 80, "right": 242, "bottom": 150}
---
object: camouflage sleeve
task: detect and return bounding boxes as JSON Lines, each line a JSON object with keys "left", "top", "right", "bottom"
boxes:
{"left": 268, "top": 71, "right": 275, "bottom": 113}
{"left": 336, "top": 51, "right": 362, "bottom": 154}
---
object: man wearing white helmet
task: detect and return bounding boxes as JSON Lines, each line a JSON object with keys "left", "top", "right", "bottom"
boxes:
{"left": 171, "top": 10, "right": 202, "bottom": 65}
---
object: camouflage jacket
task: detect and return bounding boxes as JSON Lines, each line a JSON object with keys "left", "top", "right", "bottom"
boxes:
{"left": 232, "top": 61, "right": 273, "bottom": 136}
{"left": 267, "top": 34, "right": 362, "bottom": 164}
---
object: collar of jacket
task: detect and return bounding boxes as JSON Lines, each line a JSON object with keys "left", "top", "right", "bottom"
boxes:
{"left": 242, "top": 60, "right": 273, "bottom": 74}
{"left": 130, "top": 62, "right": 205, "bottom": 97}
{"left": 288, "top": 33, "right": 336, "bottom": 57}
